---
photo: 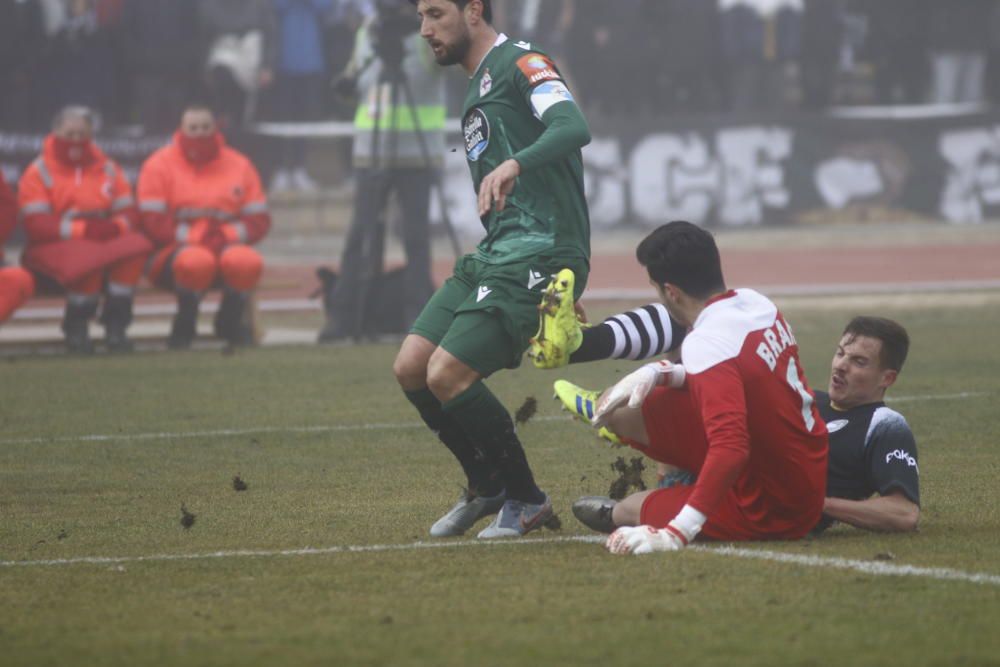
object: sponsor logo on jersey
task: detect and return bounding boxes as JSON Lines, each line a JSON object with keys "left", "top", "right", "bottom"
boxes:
{"left": 462, "top": 108, "right": 490, "bottom": 162}
{"left": 885, "top": 448, "right": 918, "bottom": 471}
{"left": 826, "top": 419, "right": 849, "bottom": 434}
{"left": 477, "top": 285, "right": 492, "bottom": 302}
{"left": 514, "top": 40, "right": 532, "bottom": 50}
{"left": 479, "top": 68, "right": 492, "bottom": 97}
{"left": 527, "top": 269, "right": 547, "bottom": 289}
{"left": 516, "top": 53, "right": 561, "bottom": 86}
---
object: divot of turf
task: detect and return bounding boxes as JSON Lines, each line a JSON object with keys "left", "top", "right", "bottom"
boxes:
{"left": 180, "top": 505, "right": 196, "bottom": 529}
{"left": 514, "top": 396, "right": 538, "bottom": 425}
{"left": 608, "top": 456, "right": 647, "bottom": 500}
{"left": 232, "top": 474, "right": 248, "bottom": 491}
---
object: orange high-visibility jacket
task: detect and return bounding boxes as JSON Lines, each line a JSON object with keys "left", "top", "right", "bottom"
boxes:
{"left": 137, "top": 132, "right": 271, "bottom": 250}
{"left": 19, "top": 136, "right": 137, "bottom": 243}
{"left": 0, "top": 171, "right": 16, "bottom": 256}
{"left": 17, "top": 136, "right": 151, "bottom": 286}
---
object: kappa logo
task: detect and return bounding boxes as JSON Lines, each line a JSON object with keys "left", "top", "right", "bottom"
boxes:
{"left": 514, "top": 41, "right": 531, "bottom": 50}
{"left": 885, "top": 449, "right": 918, "bottom": 471}
{"left": 527, "top": 270, "right": 547, "bottom": 289}
{"left": 479, "top": 68, "right": 492, "bottom": 97}
{"left": 826, "top": 419, "right": 849, "bottom": 434}
{"left": 476, "top": 286, "right": 492, "bottom": 302}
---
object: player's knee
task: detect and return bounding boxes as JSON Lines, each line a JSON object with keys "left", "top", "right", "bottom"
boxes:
{"left": 393, "top": 349, "right": 426, "bottom": 389}
{"left": 219, "top": 245, "right": 263, "bottom": 291}
{"left": 394, "top": 335, "right": 436, "bottom": 390}
{"left": 426, "top": 352, "right": 476, "bottom": 403}
{"left": 173, "top": 246, "right": 218, "bottom": 291}
{"left": 4, "top": 267, "right": 35, "bottom": 301}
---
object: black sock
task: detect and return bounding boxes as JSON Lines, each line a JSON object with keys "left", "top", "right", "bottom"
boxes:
{"left": 442, "top": 382, "right": 545, "bottom": 504}
{"left": 404, "top": 388, "right": 503, "bottom": 496}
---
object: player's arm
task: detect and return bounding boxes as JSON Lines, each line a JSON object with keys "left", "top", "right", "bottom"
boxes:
{"left": 822, "top": 492, "right": 919, "bottom": 532}
{"left": 478, "top": 53, "right": 590, "bottom": 216}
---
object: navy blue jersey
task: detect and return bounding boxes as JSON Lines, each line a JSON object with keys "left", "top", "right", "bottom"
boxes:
{"left": 815, "top": 390, "right": 920, "bottom": 506}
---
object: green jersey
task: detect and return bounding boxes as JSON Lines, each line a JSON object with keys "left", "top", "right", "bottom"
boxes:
{"left": 461, "top": 34, "right": 591, "bottom": 266}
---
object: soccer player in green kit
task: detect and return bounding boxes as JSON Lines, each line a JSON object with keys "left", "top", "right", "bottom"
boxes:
{"left": 394, "top": 0, "right": 591, "bottom": 538}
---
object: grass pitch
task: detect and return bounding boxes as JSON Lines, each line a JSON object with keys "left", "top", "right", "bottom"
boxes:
{"left": 1, "top": 298, "right": 999, "bottom": 666}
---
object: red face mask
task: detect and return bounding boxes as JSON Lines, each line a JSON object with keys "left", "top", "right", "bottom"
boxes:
{"left": 179, "top": 132, "right": 220, "bottom": 164}
{"left": 52, "top": 136, "right": 94, "bottom": 166}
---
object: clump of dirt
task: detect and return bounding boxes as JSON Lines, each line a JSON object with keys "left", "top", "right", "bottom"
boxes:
{"left": 232, "top": 474, "right": 248, "bottom": 491}
{"left": 544, "top": 513, "right": 562, "bottom": 531}
{"left": 57, "top": 529, "right": 68, "bottom": 541}
{"left": 608, "top": 456, "right": 647, "bottom": 500}
{"left": 874, "top": 552, "right": 895, "bottom": 561}
{"left": 180, "top": 504, "right": 196, "bottom": 529}
{"left": 514, "top": 396, "right": 538, "bottom": 425}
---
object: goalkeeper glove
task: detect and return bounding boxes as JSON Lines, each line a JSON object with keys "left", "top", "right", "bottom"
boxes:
{"left": 592, "top": 360, "right": 685, "bottom": 427}
{"left": 606, "top": 521, "right": 699, "bottom": 555}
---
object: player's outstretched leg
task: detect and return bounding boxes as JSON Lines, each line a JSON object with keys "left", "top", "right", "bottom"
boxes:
{"left": 528, "top": 269, "right": 583, "bottom": 369}
{"left": 553, "top": 379, "right": 623, "bottom": 446}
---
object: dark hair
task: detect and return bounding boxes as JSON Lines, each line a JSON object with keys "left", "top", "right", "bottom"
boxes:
{"left": 181, "top": 102, "right": 216, "bottom": 117}
{"left": 842, "top": 316, "right": 910, "bottom": 372}
{"left": 408, "top": 0, "right": 492, "bottom": 23}
{"left": 635, "top": 221, "right": 726, "bottom": 300}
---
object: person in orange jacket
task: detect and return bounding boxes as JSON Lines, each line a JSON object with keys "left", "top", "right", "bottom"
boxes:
{"left": 18, "top": 106, "right": 152, "bottom": 353}
{"left": 137, "top": 104, "right": 270, "bottom": 349}
{"left": 0, "top": 170, "right": 35, "bottom": 324}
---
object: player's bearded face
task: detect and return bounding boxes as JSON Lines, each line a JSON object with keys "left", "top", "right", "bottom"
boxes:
{"left": 418, "top": 0, "right": 472, "bottom": 66}
{"left": 431, "top": 20, "right": 471, "bottom": 65}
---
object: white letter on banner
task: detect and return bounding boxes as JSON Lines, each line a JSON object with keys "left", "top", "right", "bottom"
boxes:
{"left": 582, "top": 138, "right": 627, "bottom": 228}
{"left": 629, "top": 133, "right": 719, "bottom": 226}
{"left": 938, "top": 126, "right": 1000, "bottom": 224}
{"left": 716, "top": 127, "right": 793, "bottom": 226}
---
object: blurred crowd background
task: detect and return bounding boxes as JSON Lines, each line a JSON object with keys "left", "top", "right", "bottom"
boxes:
{"left": 4, "top": 0, "right": 1000, "bottom": 138}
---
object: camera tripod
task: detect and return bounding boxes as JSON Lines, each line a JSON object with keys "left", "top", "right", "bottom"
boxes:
{"left": 338, "top": 41, "right": 461, "bottom": 341}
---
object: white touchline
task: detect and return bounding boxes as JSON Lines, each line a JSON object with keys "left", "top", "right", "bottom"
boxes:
{"left": 0, "top": 392, "right": 987, "bottom": 447}
{"left": 2, "top": 536, "right": 998, "bottom": 587}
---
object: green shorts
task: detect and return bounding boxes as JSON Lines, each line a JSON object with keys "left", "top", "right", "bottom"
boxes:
{"left": 410, "top": 254, "right": 589, "bottom": 377}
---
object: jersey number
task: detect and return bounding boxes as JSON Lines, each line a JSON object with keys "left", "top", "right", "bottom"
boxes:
{"left": 786, "top": 357, "right": 816, "bottom": 431}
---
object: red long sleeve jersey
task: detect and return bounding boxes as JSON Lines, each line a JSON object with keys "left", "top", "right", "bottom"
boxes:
{"left": 680, "top": 289, "right": 828, "bottom": 523}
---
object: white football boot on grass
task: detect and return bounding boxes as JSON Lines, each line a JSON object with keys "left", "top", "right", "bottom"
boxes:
{"left": 477, "top": 495, "right": 553, "bottom": 538}
{"left": 430, "top": 489, "right": 506, "bottom": 537}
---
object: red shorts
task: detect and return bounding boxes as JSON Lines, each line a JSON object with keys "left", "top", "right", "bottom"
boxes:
{"left": 625, "top": 387, "right": 817, "bottom": 541}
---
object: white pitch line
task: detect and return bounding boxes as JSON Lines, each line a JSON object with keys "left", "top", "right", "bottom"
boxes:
{"left": 0, "top": 415, "right": 572, "bottom": 447}
{"left": 0, "top": 392, "right": 986, "bottom": 448}
{"left": 694, "top": 545, "right": 1000, "bottom": 587}
{"left": 2, "top": 536, "right": 998, "bottom": 587}
{"left": 885, "top": 391, "right": 988, "bottom": 404}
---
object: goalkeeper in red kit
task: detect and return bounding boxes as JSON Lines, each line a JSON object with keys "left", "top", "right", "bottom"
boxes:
{"left": 588, "top": 221, "right": 829, "bottom": 555}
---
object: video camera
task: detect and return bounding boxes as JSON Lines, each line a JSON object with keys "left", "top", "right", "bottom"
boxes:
{"left": 371, "top": 0, "right": 419, "bottom": 70}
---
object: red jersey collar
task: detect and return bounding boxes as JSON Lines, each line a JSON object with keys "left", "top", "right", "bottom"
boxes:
{"left": 704, "top": 289, "right": 737, "bottom": 307}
